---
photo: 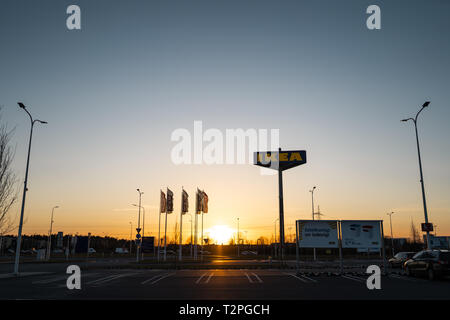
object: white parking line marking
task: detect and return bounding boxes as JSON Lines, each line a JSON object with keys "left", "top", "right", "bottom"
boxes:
{"left": 149, "top": 273, "right": 174, "bottom": 285}
{"left": 88, "top": 273, "right": 139, "bottom": 286}
{"left": 299, "top": 274, "right": 317, "bottom": 283}
{"left": 245, "top": 272, "right": 254, "bottom": 283}
{"left": 285, "top": 273, "right": 308, "bottom": 283}
{"left": 34, "top": 273, "right": 99, "bottom": 285}
{"left": 141, "top": 274, "right": 164, "bottom": 285}
{"left": 205, "top": 272, "right": 214, "bottom": 283}
{"left": 196, "top": 273, "right": 207, "bottom": 284}
{"left": 389, "top": 274, "right": 423, "bottom": 282}
{"left": 33, "top": 276, "right": 69, "bottom": 284}
{"left": 341, "top": 275, "right": 365, "bottom": 283}
{"left": 251, "top": 272, "right": 263, "bottom": 283}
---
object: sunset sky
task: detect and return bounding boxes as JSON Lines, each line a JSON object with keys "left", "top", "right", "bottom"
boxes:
{"left": 1, "top": 0, "right": 449, "bottom": 243}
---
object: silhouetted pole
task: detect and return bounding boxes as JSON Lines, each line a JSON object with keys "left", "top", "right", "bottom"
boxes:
{"left": 14, "top": 103, "right": 47, "bottom": 275}
{"left": 310, "top": 186, "right": 317, "bottom": 261}
{"left": 136, "top": 189, "right": 143, "bottom": 262}
{"left": 402, "top": 101, "right": 431, "bottom": 250}
{"left": 46, "top": 206, "right": 59, "bottom": 260}
{"left": 237, "top": 218, "right": 240, "bottom": 257}
{"left": 129, "top": 222, "right": 132, "bottom": 254}
{"left": 274, "top": 218, "right": 279, "bottom": 257}
{"left": 278, "top": 147, "right": 285, "bottom": 262}
{"left": 387, "top": 212, "right": 395, "bottom": 257}
{"left": 187, "top": 213, "right": 193, "bottom": 257}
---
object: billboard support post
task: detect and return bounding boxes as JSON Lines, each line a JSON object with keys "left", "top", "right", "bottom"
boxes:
{"left": 179, "top": 189, "right": 183, "bottom": 262}
{"left": 380, "top": 220, "right": 387, "bottom": 274}
{"left": 338, "top": 222, "right": 343, "bottom": 274}
{"left": 254, "top": 149, "right": 307, "bottom": 265}
{"left": 277, "top": 148, "right": 285, "bottom": 262}
{"left": 295, "top": 221, "right": 299, "bottom": 274}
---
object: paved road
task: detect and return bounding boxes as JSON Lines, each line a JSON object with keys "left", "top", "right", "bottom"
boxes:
{"left": 1, "top": 266, "right": 449, "bottom": 300}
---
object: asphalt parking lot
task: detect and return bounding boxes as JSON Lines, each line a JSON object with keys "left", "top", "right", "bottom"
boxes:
{"left": 1, "top": 267, "right": 449, "bottom": 300}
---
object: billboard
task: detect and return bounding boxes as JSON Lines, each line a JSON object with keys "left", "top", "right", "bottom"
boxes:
{"left": 341, "top": 220, "right": 382, "bottom": 249}
{"left": 297, "top": 220, "right": 339, "bottom": 248}
{"left": 141, "top": 236, "right": 155, "bottom": 253}
{"left": 425, "top": 235, "right": 450, "bottom": 249}
{"left": 74, "top": 236, "right": 89, "bottom": 253}
{"left": 56, "top": 232, "right": 64, "bottom": 248}
{"left": 254, "top": 150, "right": 307, "bottom": 171}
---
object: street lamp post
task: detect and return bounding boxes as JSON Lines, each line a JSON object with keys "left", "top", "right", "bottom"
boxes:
{"left": 387, "top": 212, "right": 395, "bottom": 257}
{"left": 129, "top": 222, "right": 132, "bottom": 255}
{"left": 237, "top": 218, "right": 240, "bottom": 257}
{"left": 46, "top": 206, "right": 59, "bottom": 260}
{"left": 274, "top": 218, "right": 279, "bottom": 258}
{"left": 14, "top": 102, "right": 47, "bottom": 275}
{"left": 310, "top": 186, "right": 317, "bottom": 261}
{"left": 133, "top": 204, "right": 146, "bottom": 260}
{"left": 136, "top": 189, "right": 143, "bottom": 262}
{"left": 402, "top": 101, "right": 431, "bottom": 250}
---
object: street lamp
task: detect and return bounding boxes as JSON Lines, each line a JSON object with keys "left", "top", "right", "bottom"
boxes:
{"left": 14, "top": 102, "right": 47, "bottom": 275}
{"left": 129, "top": 222, "right": 132, "bottom": 255}
{"left": 136, "top": 189, "right": 144, "bottom": 262}
{"left": 46, "top": 206, "right": 59, "bottom": 260}
{"left": 237, "top": 218, "right": 240, "bottom": 257}
{"left": 402, "top": 101, "right": 431, "bottom": 249}
{"left": 309, "top": 186, "right": 316, "bottom": 220}
{"left": 309, "top": 186, "right": 317, "bottom": 261}
{"left": 133, "top": 203, "right": 146, "bottom": 260}
{"left": 387, "top": 212, "right": 395, "bottom": 257}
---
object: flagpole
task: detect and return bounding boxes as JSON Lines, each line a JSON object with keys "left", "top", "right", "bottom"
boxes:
{"left": 164, "top": 189, "right": 168, "bottom": 262}
{"left": 158, "top": 191, "right": 161, "bottom": 262}
{"left": 194, "top": 200, "right": 198, "bottom": 260}
{"left": 179, "top": 188, "right": 183, "bottom": 261}
{"left": 201, "top": 211, "right": 204, "bottom": 262}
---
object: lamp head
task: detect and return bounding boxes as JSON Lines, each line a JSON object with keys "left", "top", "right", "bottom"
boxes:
{"left": 423, "top": 101, "right": 430, "bottom": 108}
{"left": 18, "top": 102, "right": 26, "bottom": 109}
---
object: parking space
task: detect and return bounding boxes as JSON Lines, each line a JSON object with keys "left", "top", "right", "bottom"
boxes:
{"left": 1, "top": 268, "right": 449, "bottom": 299}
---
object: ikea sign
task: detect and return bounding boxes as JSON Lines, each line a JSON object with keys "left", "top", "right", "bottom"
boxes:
{"left": 253, "top": 150, "right": 307, "bottom": 171}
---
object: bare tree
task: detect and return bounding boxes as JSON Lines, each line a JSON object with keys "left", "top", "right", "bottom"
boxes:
{"left": 171, "top": 219, "right": 179, "bottom": 245}
{"left": 0, "top": 108, "right": 18, "bottom": 236}
{"left": 410, "top": 219, "right": 420, "bottom": 244}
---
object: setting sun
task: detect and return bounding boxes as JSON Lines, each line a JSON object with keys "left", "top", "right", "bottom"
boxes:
{"left": 206, "top": 225, "right": 235, "bottom": 245}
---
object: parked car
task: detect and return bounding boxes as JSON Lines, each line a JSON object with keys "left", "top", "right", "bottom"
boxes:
{"left": 88, "top": 248, "right": 96, "bottom": 254}
{"left": 404, "top": 250, "right": 450, "bottom": 280}
{"left": 389, "top": 252, "right": 416, "bottom": 268}
{"left": 115, "top": 248, "right": 129, "bottom": 254}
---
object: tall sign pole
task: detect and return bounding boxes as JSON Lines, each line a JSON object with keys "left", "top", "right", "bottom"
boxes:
{"left": 179, "top": 188, "right": 183, "bottom": 261}
{"left": 254, "top": 148, "right": 307, "bottom": 265}
{"left": 277, "top": 148, "right": 285, "bottom": 261}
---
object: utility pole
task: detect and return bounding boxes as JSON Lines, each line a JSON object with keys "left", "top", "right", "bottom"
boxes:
{"left": 46, "top": 206, "right": 59, "bottom": 260}
{"left": 310, "top": 186, "right": 317, "bottom": 261}
{"left": 237, "top": 218, "right": 240, "bottom": 257}
{"left": 387, "top": 212, "right": 395, "bottom": 257}
{"left": 402, "top": 101, "right": 431, "bottom": 249}
{"left": 14, "top": 103, "right": 47, "bottom": 275}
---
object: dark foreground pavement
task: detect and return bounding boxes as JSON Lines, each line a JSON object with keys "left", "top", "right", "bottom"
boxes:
{"left": 1, "top": 265, "right": 450, "bottom": 300}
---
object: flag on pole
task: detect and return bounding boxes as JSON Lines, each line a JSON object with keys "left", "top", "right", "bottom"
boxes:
{"left": 182, "top": 189, "right": 189, "bottom": 214}
{"left": 160, "top": 190, "right": 166, "bottom": 213}
{"left": 202, "top": 191, "right": 208, "bottom": 213}
{"left": 195, "top": 188, "right": 203, "bottom": 214}
{"left": 166, "top": 188, "right": 174, "bottom": 213}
